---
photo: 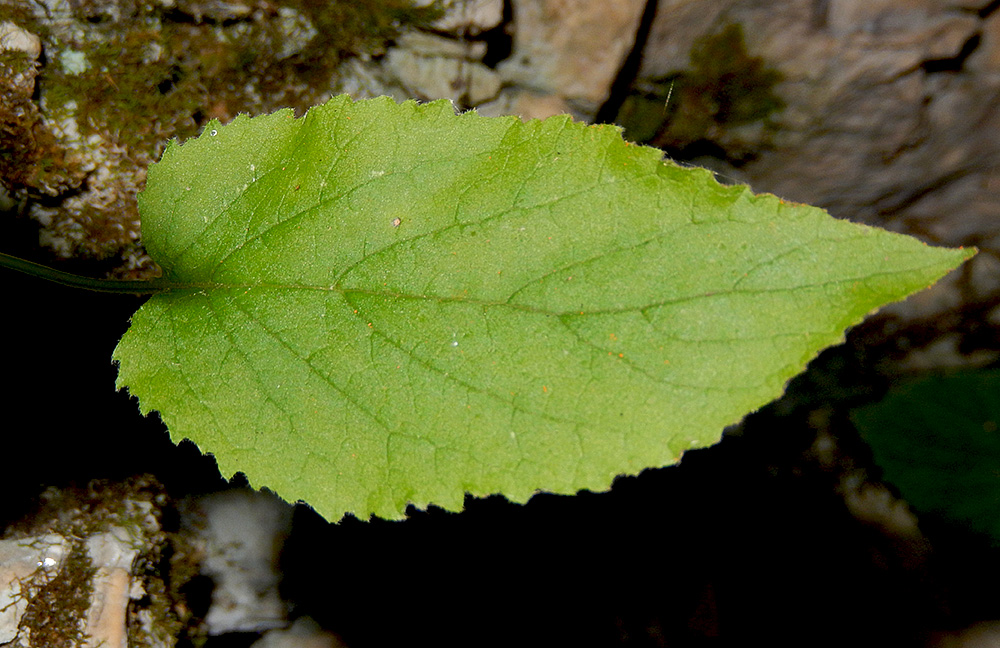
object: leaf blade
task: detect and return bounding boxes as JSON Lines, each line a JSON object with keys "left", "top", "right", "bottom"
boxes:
{"left": 115, "top": 95, "right": 973, "bottom": 520}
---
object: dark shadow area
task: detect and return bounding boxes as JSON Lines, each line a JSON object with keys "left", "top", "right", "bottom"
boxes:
{"left": 280, "top": 413, "right": 957, "bottom": 648}
{"left": 921, "top": 34, "right": 981, "bottom": 74}
{"left": 479, "top": 0, "right": 514, "bottom": 69}
{"left": 0, "top": 260, "right": 227, "bottom": 527}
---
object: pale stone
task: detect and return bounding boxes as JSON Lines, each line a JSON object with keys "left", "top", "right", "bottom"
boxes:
{"left": 395, "top": 31, "right": 487, "bottom": 59}
{"left": 826, "top": 0, "right": 938, "bottom": 36}
{"left": 499, "top": 0, "right": 647, "bottom": 117}
{"left": 0, "top": 535, "right": 71, "bottom": 644}
{"left": 369, "top": 30, "right": 501, "bottom": 105}
{"left": 944, "top": 0, "right": 995, "bottom": 8}
{"left": 476, "top": 87, "right": 573, "bottom": 120}
{"left": 58, "top": 48, "right": 89, "bottom": 75}
{"left": 332, "top": 57, "right": 396, "bottom": 100}
{"left": 0, "top": 479, "right": 180, "bottom": 648}
{"left": 432, "top": 0, "right": 504, "bottom": 35}
{"left": 82, "top": 528, "right": 143, "bottom": 648}
{"left": 385, "top": 48, "right": 501, "bottom": 104}
{"left": 0, "top": 22, "right": 41, "bottom": 59}
{"left": 173, "top": 0, "right": 254, "bottom": 22}
{"left": 464, "top": 62, "right": 504, "bottom": 104}
{"left": 843, "top": 480, "right": 922, "bottom": 542}
{"left": 968, "top": 11, "right": 1000, "bottom": 75}
{"left": 0, "top": 21, "right": 41, "bottom": 98}
{"left": 638, "top": 0, "right": 731, "bottom": 79}
{"left": 919, "top": 15, "right": 980, "bottom": 59}
{"left": 251, "top": 617, "right": 348, "bottom": 648}
{"left": 970, "top": 253, "right": 1000, "bottom": 302}
{"left": 194, "top": 490, "right": 292, "bottom": 635}
{"left": 894, "top": 334, "right": 1000, "bottom": 371}
{"left": 274, "top": 6, "right": 318, "bottom": 60}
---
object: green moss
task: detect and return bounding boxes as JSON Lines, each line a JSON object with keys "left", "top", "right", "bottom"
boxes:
{"left": 0, "top": 49, "right": 35, "bottom": 76}
{"left": 16, "top": 542, "right": 95, "bottom": 648}
{"left": 5, "top": 477, "right": 192, "bottom": 647}
{"left": 617, "top": 23, "right": 784, "bottom": 163}
{"left": 291, "top": 0, "right": 445, "bottom": 64}
{"left": 4, "top": 0, "right": 444, "bottom": 267}
{"left": 39, "top": 32, "right": 204, "bottom": 151}
{"left": 190, "top": 0, "right": 447, "bottom": 108}
{"left": 0, "top": 2, "right": 38, "bottom": 31}
{"left": 685, "top": 23, "right": 784, "bottom": 126}
{"left": 36, "top": 0, "right": 445, "bottom": 149}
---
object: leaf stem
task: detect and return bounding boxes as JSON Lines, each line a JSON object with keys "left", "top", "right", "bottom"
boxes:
{"left": 0, "top": 251, "right": 174, "bottom": 295}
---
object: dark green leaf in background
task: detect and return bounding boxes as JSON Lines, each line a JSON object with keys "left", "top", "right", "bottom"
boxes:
{"left": 853, "top": 369, "right": 1000, "bottom": 544}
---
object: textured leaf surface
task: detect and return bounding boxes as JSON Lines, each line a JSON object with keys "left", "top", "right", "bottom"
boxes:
{"left": 114, "top": 95, "right": 972, "bottom": 520}
{"left": 853, "top": 369, "right": 1000, "bottom": 545}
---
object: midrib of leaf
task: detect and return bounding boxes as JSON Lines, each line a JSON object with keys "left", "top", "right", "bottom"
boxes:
{"left": 137, "top": 223, "right": 958, "bottom": 412}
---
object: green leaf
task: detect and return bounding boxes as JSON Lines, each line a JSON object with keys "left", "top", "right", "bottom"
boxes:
{"left": 113, "top": 95, "right": 973, "bottom": 520}
{"left": 853, "top": 369, "right": 1000, "bottom": 545}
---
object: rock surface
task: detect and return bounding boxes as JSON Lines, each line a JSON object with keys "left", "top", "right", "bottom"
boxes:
{"left": 427, "top": 0, "right": 504, "bottom": 34}
{"left": 191, "top": 490, "right": 293, "bottom": 636}
{"left": 0, "top": 478, "right": 307, "bottom": 647}
{"left": 383, "top": 31, "right": 502, "bottom": 105}
{"left": 495, "top": 0, "right": 647, "bottom": 119}
{"left": 0, "top": 534, "right": 71, "bottom": 644}
{"left": 0, "top": 478, "right": 172, "bottom": 648}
